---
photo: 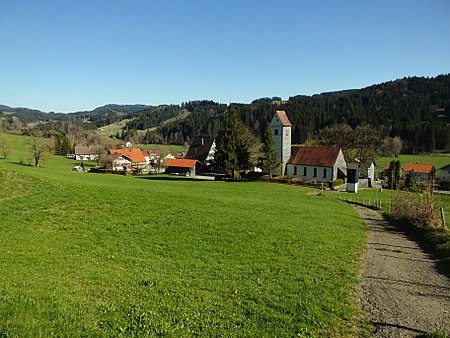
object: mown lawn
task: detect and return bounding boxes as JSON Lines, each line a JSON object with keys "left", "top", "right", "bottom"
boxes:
{"left": 0, "top": 133, "right": 369, "bottom": 337}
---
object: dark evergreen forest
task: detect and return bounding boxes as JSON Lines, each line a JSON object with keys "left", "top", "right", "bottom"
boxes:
{"left": 1, "top": 75, "right": 449, "bottom": 153}
{"left": 145, "top": 75, "right": 450, "bottom": 153}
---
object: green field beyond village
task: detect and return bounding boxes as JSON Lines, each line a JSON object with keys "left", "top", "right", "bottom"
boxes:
{"left": 0, "top": 133, "right": 370, "bottom": 337}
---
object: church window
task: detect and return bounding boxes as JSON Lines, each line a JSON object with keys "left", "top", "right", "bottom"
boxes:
{"left": 323, "top": 168, "right": 327, "bottom": 178}
{"left": 313, "top": 168, "right": 317, "bottom": 177}
{"left": 274, "top": 129, "right": 279, "bottom": 135}
{"left": 293, "top": 166, "right": 297, "bottom": 175}
{"left": 303, "top": 167, "right": 307, "bottom": 176}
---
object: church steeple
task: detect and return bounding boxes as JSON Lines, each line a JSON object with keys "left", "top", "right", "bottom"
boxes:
{"left": 270, "top": 110, "right": 292, "bottom": 176}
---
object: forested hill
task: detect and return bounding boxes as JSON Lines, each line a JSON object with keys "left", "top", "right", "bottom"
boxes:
{"left": 147, "top": 75, "right": 450, "bottom": 153}
{"left": 0, "top": 104, "right": 151, "bottom": 124}
{"left": 1, "top": 75, "right": 449, "bottom": 152}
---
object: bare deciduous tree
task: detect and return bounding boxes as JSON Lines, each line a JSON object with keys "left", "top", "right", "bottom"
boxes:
{"left": 381, "top": 136, "right": 403, "bottom": 157}
{"left": 29, "top": 138, "right": 50, "bottom": 167}
{"left": 0, "top": 135, "right": 12, "bottom": 159}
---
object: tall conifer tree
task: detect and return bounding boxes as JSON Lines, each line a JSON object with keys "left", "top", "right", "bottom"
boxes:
{"left": 214, "top": 107, "right": 250, "bottom": 179}
{"left": 259, "top": 124, "right": 279, "bottom": 178}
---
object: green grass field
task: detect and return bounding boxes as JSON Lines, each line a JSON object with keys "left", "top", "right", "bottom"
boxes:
{"left": 0, "top": 133, "right": 370, "bottom": 337}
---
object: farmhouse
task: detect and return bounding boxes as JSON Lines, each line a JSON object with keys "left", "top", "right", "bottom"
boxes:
{"left": 142, "top": 149, "right": 160, "bottom": 165}
{"left": 348, "top": 159, "right": 376, "bottom": 187}
{"left": 108, "top": 148, "right": 147, "bottom": 173}
{"left": 185, "top": 136, "right": 215, "bottom": 171}
{"left": 165, "top": 158, "right": 198, "bottom": 176}
{"left": 402, "top": 163, "right": 436, "bottom": 181}
{"left": 286, "top": 146, "right": 347, "bottom": 182}
{"left": 74, "top": 145, "right": 98, "bottom": 161}
{"left": 440, "top": 164, "right": 450, "bottom": 182}
{"left": 357, "top": 159, "right": 376, "bottom": 180}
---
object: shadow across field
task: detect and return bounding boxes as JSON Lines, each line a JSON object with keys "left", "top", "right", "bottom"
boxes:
{"left": 8, "top": 161, "right": 33, "bottom": 167}
{"left": 135, "top": 176, "right": 211, "bottom": 183}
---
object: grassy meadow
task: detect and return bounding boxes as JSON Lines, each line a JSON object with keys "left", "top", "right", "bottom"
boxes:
{"left": 376, "top": 154, "right": 450, "bottom": 175}
{"left": 0, "top": 133, "right": 370, "bottom": 337}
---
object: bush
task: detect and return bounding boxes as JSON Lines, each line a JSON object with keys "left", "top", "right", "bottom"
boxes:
{"left": 332, "top": 179, "right": 344, "bottom": 187}
{"left": 391, "top": 193, "right": 439, "bottom": 228}
{"left": 438, "top": 180, "right": 450, "bottom": 191}
{"left": 290, "top": 178, "right": 304, "bottom": 185}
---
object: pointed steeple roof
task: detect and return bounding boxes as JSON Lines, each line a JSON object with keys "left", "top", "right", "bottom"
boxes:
{"left": 275, "top": 110, "right": 292, "bottom": 126}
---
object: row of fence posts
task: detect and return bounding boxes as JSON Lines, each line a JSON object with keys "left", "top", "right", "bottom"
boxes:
{"left": 334, "top": 191, "right": 447, "bottom": 229}
{"left": 336, "top": 193, "right": 382, "bottom": 210}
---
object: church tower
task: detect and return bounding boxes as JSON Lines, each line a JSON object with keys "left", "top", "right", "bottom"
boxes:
{"left": 270, "top": 110, "right": 292, "bottom": 175}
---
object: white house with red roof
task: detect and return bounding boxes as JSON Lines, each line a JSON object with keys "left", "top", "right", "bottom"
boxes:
{"left": 142, "top": 149, "right": 160, "bottom": 165}
{"left": 402, "top": 163, "right": 436, "bottom": 181}
{"left": 286, "top": 146, "right": 347, "bottom": 182}
{"left": 108, "top": 148, "right": 147, "bottom": 172}
{"left": 440, "top": 164, "right": 450, "bottom": 182}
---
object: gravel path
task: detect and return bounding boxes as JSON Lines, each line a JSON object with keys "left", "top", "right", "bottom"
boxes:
{"left": 354, "top": 205, "right": 450, "bottom": 337}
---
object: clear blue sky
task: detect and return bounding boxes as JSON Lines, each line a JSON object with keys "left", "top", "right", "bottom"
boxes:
{"left": 1, "top": 0, "right": 449, "bottom": 113}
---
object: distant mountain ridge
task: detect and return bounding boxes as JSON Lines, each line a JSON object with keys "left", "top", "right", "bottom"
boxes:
{"left": 1, "top": 74, "right": 449, "bottom": 152}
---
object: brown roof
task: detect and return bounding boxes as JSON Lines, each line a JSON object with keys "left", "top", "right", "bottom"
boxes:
{"left": 275, "top": 110, "right": 292, "bottom": 126}
{"left": 108, "top": 148, "right": 146, "bottom": 163}
{"left": 289, "top": 147, "right": 341, "bottom": 167}
{"left": 142, "top": 149, "right": 160, "bottom": 157}
{"left": 74, "top": 145, "right": 94, "bottom": 155}
{"left": 185, "top": 136, "right": 214, "bottom": 162}
{"left": 166, "top": 158, "right": 198, "bottom": 168}
{"left": 403, "top": 163, "right": 435, "bottom": 174}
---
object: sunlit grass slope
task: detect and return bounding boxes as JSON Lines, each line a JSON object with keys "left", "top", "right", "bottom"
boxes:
{"left": 0, "top": 133, "right": 367, "bottom": 337}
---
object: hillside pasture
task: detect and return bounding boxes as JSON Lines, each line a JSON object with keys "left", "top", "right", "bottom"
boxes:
{"left": 0, "top": 134, "right": 369, "bottom": 337}
{"left": 376, "top": 154, "right": 450, "bottom": 175}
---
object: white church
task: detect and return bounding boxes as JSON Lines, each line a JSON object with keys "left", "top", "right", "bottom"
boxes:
{"left": 270, "top": 110, "right": 347, "bottom": 182}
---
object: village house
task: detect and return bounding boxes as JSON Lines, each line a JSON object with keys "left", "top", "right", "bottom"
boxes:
{"left": 357, "top": 159, "right": 376, "bottom": 180}
{"left": 286, "top": 146, "right": 347, "bottom": 182}
{"left": 440, "top": 164, "right": 450, "bottom": 182}
{"left": 142, "top": 149, "right": 160, "bottom": 165}
{"left": 108, "top": 148, "right": 147, "bottom": 173}
{"left": 73, "top": 145, "right": 98, "bottom": 161}
{"left": 163, "top": 153, "right": 176, "bottom": 162}
{"left": 402, "top": 163, "right": 436, "bottom": 181}
{"left": 185, "top": 136, "right": 215, "bottom": 171}
{"left": 348, "top": 159, "right": 376, "bottom": 187}
{"left": 165, "top": 158, "right": 198, "bottom": 176}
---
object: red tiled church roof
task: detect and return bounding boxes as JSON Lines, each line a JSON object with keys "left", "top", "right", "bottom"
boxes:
{"left": 403, "top": 163, "right": 435, "bottom": 174}
{"left": 166, "top": 158, "right": 198, "bottom": 168}
{"left": 109, "top": 148, "right": 146, "bottom": 163}
{"left": 290, "top": 147, "right": 341, "bottom": 167}
{"left": 275, "top": 110, "right": 292, "bottom": 127}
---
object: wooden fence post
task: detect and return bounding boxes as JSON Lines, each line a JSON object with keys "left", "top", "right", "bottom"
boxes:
{"left": 440, "top": 207, "right": 446, "bottom": 228}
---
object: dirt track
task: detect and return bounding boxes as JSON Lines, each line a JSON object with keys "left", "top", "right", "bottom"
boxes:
{"left": 354, "top": 205, "right": 450, "bottom": 337}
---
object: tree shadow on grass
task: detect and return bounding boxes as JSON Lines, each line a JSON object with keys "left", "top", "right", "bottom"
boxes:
{"left": 7, "top": 161, "right": 33, "bottom": 167}
{"left": 135, "top": 176, "right": 210, "bottom": 183}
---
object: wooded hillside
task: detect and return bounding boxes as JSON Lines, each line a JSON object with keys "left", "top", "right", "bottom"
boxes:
{"left": 1, "top": 75, "right": 449, "bottom": 153}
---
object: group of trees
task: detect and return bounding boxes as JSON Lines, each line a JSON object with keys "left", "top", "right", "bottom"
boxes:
{"left": 213, "top": 108, "right": 279, "bottom": 179}
{"left": 313, "top": 123, "right": 402, "bottom": 164}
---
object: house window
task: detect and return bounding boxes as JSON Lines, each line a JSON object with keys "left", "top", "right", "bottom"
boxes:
{"left": 313, "top": 168, "right": 317, "bottom": 177}
{"left": 274, "top": 129, "right": 279, "bottom": 136}
{"left": 323, "top": 168, "right": 327, "bottom": 178}
{"left": 303, "top": 167, "right": 307, "bottom": 176}
{"left": 294, "top": 166, "right": 297, "bottom": 175}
